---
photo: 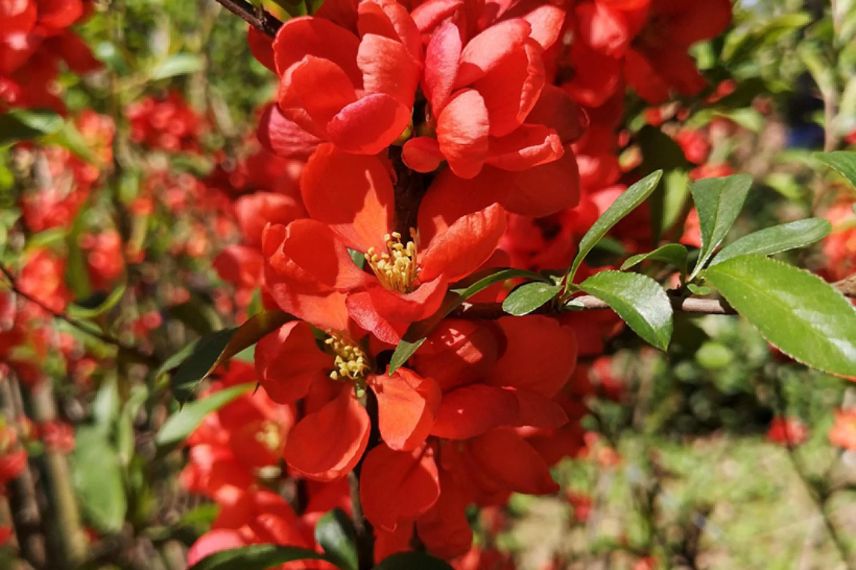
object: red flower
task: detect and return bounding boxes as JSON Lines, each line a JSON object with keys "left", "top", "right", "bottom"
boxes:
{"left": 262, "top": 144, "right": 505, "bottom": 342}
{"left": 829, "top": 409, "right": 856, "bottom": 451}
{"left": 272, "top": 0, "right": 422, "bottom": 155}
{"left": 255, "top": 320, "right": 440, "bottom": 481}
{"left": 767, "top": 417, "right": 808, "bottom": 446}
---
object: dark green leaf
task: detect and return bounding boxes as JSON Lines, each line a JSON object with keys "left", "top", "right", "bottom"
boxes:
{"left": 621, "top": 244, "right": 688, "bottom": 273}
{"left": 188, "top": 545, "right": 324, "bottom": 570}
{"left": 375, "top": 552, "right": 453, "bottom": 570}
{"left": 710, "top": 218, "right": 831, "bottom": 266}
{"left": 566, "top": 170, "right": 663, "bottom": 285}
{"left": 389, "top": 269, "right": 546, "bottom": 373}
{"left": 689, "top": 174, "right": 753, "bottom": 279}
{"left": 169, "top": 310, "right": 291, "bottom": 401}
{"left": 815, "top": 151, "right": 856, "bottom": 188}
{"left": 704, "top": 255, "right": 856, "bottom": 377}
{"left": 156, "top": 383, "right": 254, "bottom": 448}
{"left": 72, "top": 427, "right": 126, "bottom": 533}
{"left": 502, "top": 282, "right": 561, "bottom": 316}
{"left": 315, "top": 509, "right": 358, "bottom": 570}
{"left": 578, "top": 271, "right": 673, "bottom": 351}
{"left": 0, "top": 109, "right": 63, "bottom": 145}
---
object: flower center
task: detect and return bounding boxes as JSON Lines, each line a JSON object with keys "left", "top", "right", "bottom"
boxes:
{"left": 325, "top": 333, "right": 370, "bottom": 385}
{"left": 255, "top": 420, "right": 281, "bottom": 453}
{"left": 366, "top": 231, "right": 420, "bottom": 293}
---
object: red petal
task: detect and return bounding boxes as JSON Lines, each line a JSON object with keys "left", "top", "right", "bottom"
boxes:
{"left": 357, "top": 0, "right": 422, "bottom": 62}
{"left": 423, "top": 21, "right": 461, "bottom": 112}
{"left": 473, "top": 39, "right": 545, "bottom": 137}
{"left": 359, "top": 444, "right": 440, "bottom": 531}
{"left": 576, "top": 1, "right": 633, "bottom": 57}
{"left": 279, "top": 55, "right": 357, "bottom": 135}
{"left": 522, "top": 4, "right": 565, "bottom": 50}
{"left": 456, "top": 19, "right": 531, "bottom": 86}
{"left": 655, "top": 0, "right": 732, "bottom": 46}
{"left": 372, "top": 368, "right": 441, "bottom": 451}
{"left": 346, "top": 277, "right": 448, "bottom": 345}
{"left": 436, "top": 89, "right": 489, "bottom": 179}
{"left": 498, "top": 150, "right": 581, "bottom": 217}
{"left": 257, "top": 103, "right": 321, "bottom": 161}
{"left": 273, "top": 16, "right": 361, "bottom": 86}
{"left": 248, "top": 26, "right": 275, "bottom": 71}
{"left": 285, "top": 389, "right": 370, "bottom": 481}
{"left": 301, "top": 144, "right": 394, "bottom": 252}
{"left": 187, "top": 530, "right": 246, "bottom": 567}
{"left": 527, "top": 84, "right": 588, "bottom": 143}
{"left": 486, "top": 125, "right": 563, "bottom": 171}
{"left": 255, "top": 322, "right": 330, "bottom": 404}
{"left": 357, "top": 33, "right": 420, "bottom": 106}
{"left": 491, "top": 316, "right": 577, "bottom": 397}
{"left": 431, "top": 384, "right": 519, "bottom": 439}
{"left": 327, "top": 93, "right": 412, "bottom": 155}
{"left": 236, "top": 192, "right": 305, "bottom": 248}
{"left": 410, "top": 319, "right": 500, "bottom": 391}
{"left": 510, "top": 389, "right": 568, "bottom": 429}
{"left": 36, "top": 0, "right": 83, "bottom": 30}
{"left": 468, "top": 428, "right": 558, "bottom": 495}
{"left": 402, "top": 136, "right": 444, "bottom": 173}
{"left": 420, "top": 203, "right": 506, "bottom": 283}
{"left": 415, "top": 469, "right": 472, "bottom": 559}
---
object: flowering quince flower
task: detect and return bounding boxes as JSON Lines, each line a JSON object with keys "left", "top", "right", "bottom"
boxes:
{"left": 766, "top": 416, "right": 808, "bottom": 446}
{"left": 255, "top": 320, "right": 441, "bottom": 482}
{"left": 262, "top": 143, "right": 505, "bottom": 342}
{"left": 829, "top": 409, "right": 856, "bottom": 452}
{"left": 271, "top": 0, "right": 423, "bottom": 155}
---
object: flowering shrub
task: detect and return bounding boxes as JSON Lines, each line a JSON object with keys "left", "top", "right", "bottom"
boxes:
{"left": 1, "top": 0, "right": 856, "bottom": 569}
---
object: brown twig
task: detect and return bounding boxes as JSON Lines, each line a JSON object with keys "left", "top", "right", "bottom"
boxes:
{"left": 213, "top": 0, "right": 283, "bottom": 38}
{"left": 0, "top": 262, "right": 157, "bottom": 366}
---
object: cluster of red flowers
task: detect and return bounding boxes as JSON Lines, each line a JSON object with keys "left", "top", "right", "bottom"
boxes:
{"left": 0, "top": 0, "right": 99, "bottom": 110}
{"left": 185, "top": 0, "right": 734, "bottom": 565}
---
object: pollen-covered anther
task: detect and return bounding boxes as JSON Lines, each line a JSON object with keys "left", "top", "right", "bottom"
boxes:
{"left": 325, "top": 333, "right": 370, "bottom": 384}
{"left": 365, "top": 230, "right": 420, "bottom": 293}
{"left": 255, "top": 421, "right": 281, "bottom": 452}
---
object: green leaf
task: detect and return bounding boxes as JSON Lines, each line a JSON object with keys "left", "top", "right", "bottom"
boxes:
{"left": 704, "top": 255, "right": 856, "bottom": 377}
{"left": 502, "top": 282, "right": 561, "bottom": 316}
{"left": 167, "top": 309, "right": 291, "bottom": 401}
{"left": 155, "top": 383, "right": 254, "bottom": 448}
{"left": 389, "top": 268, "right": 546, "bottom": 373}
{"left": 315, "top": 509, "right": 358, "bottom": 570}
{"left": 621, "top": 243, "right": 689, "bottom": 273}
{"left": 375, "top": 552, "right": 453, "bottom": 570}
{"left": 72, "top": 427, "right": 126, "bottom": 533}
{"left": 0, "top": 109, "right": 63, "bottom": 145}
{"left": 566, "top": 170, "right": 663, "bottom": 285}
{"left": 815, "top": 151, "right": 856, "bottom": 188}
{"left": 188, "top": 545, "right": 324, "bottom": 570}
{"left": 68, "top": 283, "right": 127, "bottom": 319}
{"left": 689, "top": 174, "right": 753, "bottom": 280}
{"left": 710, "top": 218, "right": 832, "bottom": 266}
{"left": 578, "top": 271, "right": 673, "bottom": 351}
{"left": 42, "top": 122, "right": 96, "bottom": 162}
{"left": 149, "top": 54, "right": 204, "bottom": 81}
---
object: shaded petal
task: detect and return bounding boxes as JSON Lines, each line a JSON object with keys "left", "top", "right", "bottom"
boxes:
{"left": 526, "top": 84, "right": 588, "bottom": 143}
{"left": 436, "top": 89, "right": 489, "bottom": 179}
{"left": 358, "top": 33, "right": 420, "bottom": 106}
{"left": 456, "top": 19, "right": 531, "bottom": 86}
{"left": 279, "top": 55, "right": 357, "bottom": 132}
{"left": 486, "top": 125, "right": 563, "bottom": 171}
{"left": 510, "top": 389, "right": 568, "bottom": 429}
{"left": 402, "top": 136, "right": 444, "bottom": 173}
{"left": 431, "top": 384, "right": 519, "bottom": 439}
{"left": 423, "top": 21, "right": 462, "bottom": 112}
{"left": 468, "top": 428, "right": 558, "bottom": 495}
{"left": 497, "top": 149, "right": 581, "bottom": 217}
{"left": 301, "top": 144, "right": 394, "bottom": 252}
{"left": 285, "top": 388, "right": 370, "bottom": 481}
{"left": 410, "top": 319, "right": 501, "bottom": 391}
{"left": 416, "top": 468, "right": 472, "bottom": 560}
{"left": 248, "top": 26, "right": 275, "bottom": 71}
{"left": 491, "top": 316, "right": 577, "bottom": 397}
{"left": 359, "top": 444, "right": 440, "bottom": 531}
{"left": 346, "top": 277, "right": 447, "bottom": 345}
{"left": 327, "top": 93, "right": 412, "bottom": 155}
{"left": 257, "top": 103, "right": 321, "bottom": 161}
{"left": 420, "top": 203, "right": 506, "bottom": 283}
{"left": 372, "top": 368, "right": 441, "bottom": 451}
{"left": 273, "top": 16, "right": 362, "bottom": 86}
{"left": 255, "top": 322, "right": 331, "bottom": 404}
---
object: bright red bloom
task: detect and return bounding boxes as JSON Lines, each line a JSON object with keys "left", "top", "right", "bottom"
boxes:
{"left": 829, "top": 409, "right": 856, "bottom": 451}
{"left": 822, "top": 201, "right": 856, "bottom": 281}
{"left": 127, "top": 92, "right": 203, "bottom": 152}
{"left": 767, "top": 417, "right": 808, "bottom": 446}
{"left": 39, "top": 420, "right": 75, "bottom": 454}
{"left": 272, "top": 0, "right": 422, "bottom": 155}
{"left": 255, "top": 320, "right": 440, "bottom": 481}
{"left": 262, "top": 144, "right": 505, "bottom": 342}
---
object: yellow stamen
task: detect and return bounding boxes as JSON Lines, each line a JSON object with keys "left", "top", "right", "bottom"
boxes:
{"left": 324, "top": 332, "right": 370, "bottom": 386}
{"left": 255, "top": 420, "right": 281, "bottom": 452}
{"left": 365, "top": 230, "right": 420, "bottom": 293}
